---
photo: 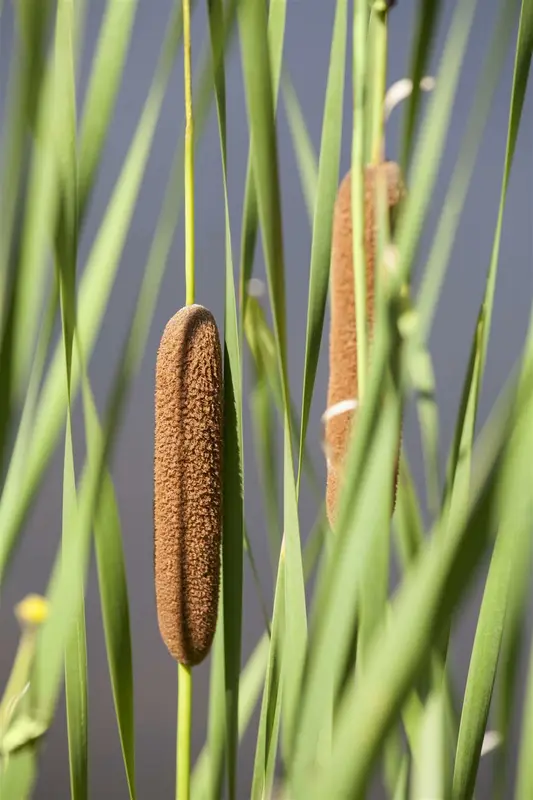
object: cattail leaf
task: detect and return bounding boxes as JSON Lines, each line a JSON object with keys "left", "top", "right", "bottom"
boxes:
{"left": 24, "top": 324, "right": 140, "bottom": 796}
{"left": 0, "top": 0, "right": 237, "bottom": 587}
{"left": 446, "top": 0, "right": 532, "bottom": 511}
{"left": 493, "top": 521, "right": 533, "bottom": 793}
{"left": 194, "top": 527, "right": 326, "bottom": 800}
{"left": 300, "top": 351, "right": 533, "bottom": 799}
{"left": 32, "top": 394, "right": 102, "bottom": 728}
{"left": 92, "top": 474, "right": 136, "bottom": 798}
{"left": 441, "top": 314, "right": 484, "bottom": 541}
{"left": 62, "top": 425, "right": 88, "bottom": 800}
{"left": 52, "top": 5, "right": 89, "bottom": 798}
{"left": 515, "top": 610, "right": 533, "bottom": 800}
{"left": 11, "top": 63, "right": 59, "bottom": 403}
{"left": 353, "top": 173, "right": 405, "bottom": 667}
{"left": 393, "top": 453, "right": 424, "bottom": 571}
{"left": 0, "top": 749, "right": 37, "bottom": 799}
{"left": 509, "top": 309, "right": 533, "bottom": 800}
{"left": 0, "top": 2, "right": 183, "bottom": 581}
{"left": 452, "top": 438, "right": 533, "bottom": 799}
{"left": 243, "top": 524, "right": 272, "bottom": 637}
{"left": 248, "top": 328, "right": 282, "bottom": 571}
{"left": 302, "top": 511, "right": 327, "bottom": 582}
{"left": 293, "top": 267, "right": 403, "bottom": 785}
{"left": 17, "top": 0, "right": 239, "bottom": 775}
{"left": 410, "top": 0, "right": 520, "bottom": 517}
{"left": 410, "top": 690, "right": 448, "bottom": 800}
{"left": 281, "top": 71, "right": 318, "bottom": 225}
{"left": 204, "top": 619, "right": 226, "bottom": 800}
{"left": 394, "top": 0, "right": 480, "bottom": 289}
{"left": 451, "top": 10, "right": 533, "bottom": 786}
{"left": 0, "top": 1, "right": 53, "bottom": 494}
{"left": 404, "top": 335, "right": 440, "bottom": 514}
{"left": 23, "top": 0, "right": 216, "bottom": 749}
{"left": 289, "top": 379, "right": 400, "bottom": 793}
{"left": 82, "top": 386, "right": 136, "bottom": 799}
{"left": 194, "top": 634, "right": 269, "bottom": 799}
{"left": 392, "top": 757, "right": 409, "bottom": 800}
{"left": 251, "top": 554, "right": 285, "bottom": 800}
{"left": 239, "top": 0, "right": 307, "bottom": 764}
{"left": 383, "top": 729, "right": 405, "bottom": 800}
{"left": 238, "top": 0, "right": 287, "bottom": 321}
{"left": 207, "top": 0, "right": 245, "bottom": 792}
{"left": 425, "top": 12, "right": 533, "bottom": 780}
{"left": 400, "top": 0, "right": 443, "bottom": 171}
{"left": 15, "top": 8, "right": 242, "bottom": 781}
{"left": 0, "top": 6, "right": 233, "bottom": 792}
{"left": 77, "top": 0, "right": 139, "bottom": 219}
{"left": 280, "top": 423, "right": 307, "bottom": 760}
{"left": 0, "top": 0, "right": 53, "bottom": 330}
{"left": 238, "top": 0, "right": 288, "bottom": 401}
{"left": 245, "top": 297, "right": 321, "bottom": 578}
{"left": 417, "top": 0, "right": 519, "bottom": 339}
{"left": 245, "top": 298, "right": 319, "bottom": 496}
{"left": 298, "top": 0, "right": 348, "bottom": 484}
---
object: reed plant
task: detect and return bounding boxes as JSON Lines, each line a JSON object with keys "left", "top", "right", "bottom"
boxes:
{"left": 0, "top": 0, "right": 532, "bottom": 798}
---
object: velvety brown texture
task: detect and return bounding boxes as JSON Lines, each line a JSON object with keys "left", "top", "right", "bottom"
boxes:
{"left": 325, "top": 162, "right": 404, "bottom": 527}
{"left": 154, "top": 304, "right": 223, "bottom": 666}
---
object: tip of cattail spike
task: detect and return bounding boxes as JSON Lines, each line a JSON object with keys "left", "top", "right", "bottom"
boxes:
{"left": 154, "top": 303, "right": 223, "bottom": 667}
{"left": 325, "top": 162, "right": 405, "bottom": 528}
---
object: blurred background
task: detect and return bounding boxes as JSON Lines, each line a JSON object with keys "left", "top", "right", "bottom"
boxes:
{"left": 0, "top": 0, "right": 531, "bottom": 796}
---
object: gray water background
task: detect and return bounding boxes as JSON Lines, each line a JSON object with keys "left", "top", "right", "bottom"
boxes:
{"left": 0, "top": 0, "right": 532, "bottom": 797}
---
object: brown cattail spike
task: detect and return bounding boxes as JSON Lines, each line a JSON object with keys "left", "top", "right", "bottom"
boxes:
{"left": 325, "top": 162, "right": 404, "bottom": 527}
{"left": 154, "top": 304, "right": 223, "bottom": 666}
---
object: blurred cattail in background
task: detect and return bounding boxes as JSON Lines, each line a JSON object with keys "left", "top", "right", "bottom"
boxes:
{"left": 154, "top": 304, "right": 223, "bottom": 667}
{"left": 324, "top": 161, "right": 404, "bottom": 527}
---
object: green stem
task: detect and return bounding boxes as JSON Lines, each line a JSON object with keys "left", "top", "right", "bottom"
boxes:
{"left": 369, "top": 8, "right": 388, "bottom": 165}
{"left": 177, "top": 662, "right": 192, "bottom": 800}
{"left": 183, "top": 0, "right": 195, "bottom": 305}
{"left": 352, "top": 0, "right": 368, "bottom": 403}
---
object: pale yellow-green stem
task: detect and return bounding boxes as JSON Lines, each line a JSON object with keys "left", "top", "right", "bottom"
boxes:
{"left": 369, "top": 7, "right": 389, "bottom": 165}
{"left": 177, "top": 662, "right": 192, "bottom": 800}
{"left": 183, "top": 0, "right": 195, "bottom": 306}
{"left": 177, "top": 1, "right": 194, "bottom": 796}
{"left": 352, "top": 0, "right": 368, "bottom": 403}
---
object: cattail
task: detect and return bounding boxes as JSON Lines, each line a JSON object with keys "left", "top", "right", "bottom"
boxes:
{"left": 154, "top": 304, "right": 223, "bottom": 666}
{"left": 325, "top": 162, "right": 404, "bottom": 527}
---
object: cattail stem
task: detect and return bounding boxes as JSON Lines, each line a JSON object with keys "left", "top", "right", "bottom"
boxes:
{"left": 183, "top": 0, "right": 195, "bottom": 306}
{"left": 178, "top": 0, "right": 194, "bottom": 795}
{"left": 352, "top": 0, "right": 368, "bottom": 402}
{"left": 177, "top": 662, "right": 192, "bottom": 800}
{"left": 369, "top": 7, "right": 389, "bottom": 166}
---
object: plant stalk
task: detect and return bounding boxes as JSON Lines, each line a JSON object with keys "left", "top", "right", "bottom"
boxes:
{"left": 352, "top": 0, "right": 368, "bottom": 403}
{"left": 177, "top": 662, "right": 192, "bottom": 800}
{"left": 178, "top": 0, "right": 194, "bottom": 795}
{"left": 183, "top": 0, "right": 195, "bottom": 306}
{"left": 369, "top": 7, "right": 389, "bottom": 165}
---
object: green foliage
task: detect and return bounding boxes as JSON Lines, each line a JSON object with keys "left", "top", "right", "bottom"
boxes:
{"left": 0, "top": 0, "right": 532, "bottom": 798}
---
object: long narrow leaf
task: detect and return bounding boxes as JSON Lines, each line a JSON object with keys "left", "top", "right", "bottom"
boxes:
{"left": 53, "top": 5, "right": 88, "bottom": 798}
{"left": 302, "top": 354, "right": 533, "bottom": 799}
{"left": 298, "top": 0, "right": 348, "bottom": 485}
{"left": 400, "top": 0, "right": 443, "bottom": 171}
{"left": 208, "top": 0, "right": 245, "bottom": 792}
{"left": 251, "top": 554, "right": 285, "bottom": 800}
{"left": 0, "top": 1, "right": 184, "bottom": 581}
{"left": 451, "top": 5, "right": 533, "bottom": 792}
{"left": 238, "top": 0, "right": 307, "bottom": 763}
{"left": 78, "top": 0, "right": 139, "bottom": 219}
